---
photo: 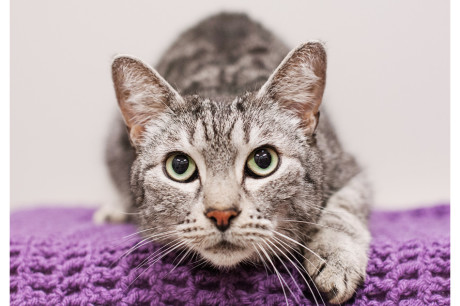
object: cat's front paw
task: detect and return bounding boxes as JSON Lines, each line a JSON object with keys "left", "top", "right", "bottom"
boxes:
{"left": 303, "top": 230, "right": 369, "bottom": 304}
{"left": 93, "top": 204, "right": 129, "bottom": 224}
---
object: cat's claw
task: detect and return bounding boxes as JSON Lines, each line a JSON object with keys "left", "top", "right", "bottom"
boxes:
{"left": 93, "top": 205, "right": 129, "bottom": 224}
{"left": 304, "top": 230, "right": 368, "bottom": 304}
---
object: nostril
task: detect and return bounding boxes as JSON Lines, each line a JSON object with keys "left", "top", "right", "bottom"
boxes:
{"left": 205, "top": 209, "right": 240, "bottom": 232}
{"left": 208, "top": 216, "right": 218, "bottom": 225}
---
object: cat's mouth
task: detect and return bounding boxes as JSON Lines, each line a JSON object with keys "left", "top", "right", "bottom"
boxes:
{"left": 205, "top": 240, "right": 246, "bottom": 252}
{"left": 200, "top": 239, "right": 254, "bottom": 267}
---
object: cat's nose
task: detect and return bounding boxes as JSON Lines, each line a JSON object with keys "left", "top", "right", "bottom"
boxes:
{"left": 205, "top": 209, "right": 240, "bottom": 232}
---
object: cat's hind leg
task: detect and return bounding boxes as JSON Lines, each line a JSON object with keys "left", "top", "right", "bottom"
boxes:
{"left": 94, "top": 116, "right": 136, "bottom": 224}
{"left": 93, "top": 190, "right": 133, "bottom": 224}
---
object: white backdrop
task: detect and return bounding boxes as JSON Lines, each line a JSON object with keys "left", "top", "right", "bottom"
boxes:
{"left": 11, "top": 0, "right": 449, "bottom": 210}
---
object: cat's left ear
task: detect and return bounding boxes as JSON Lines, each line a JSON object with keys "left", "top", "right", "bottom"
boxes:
{"left": 257, "top": 42, "right": 327, "bottom": 135}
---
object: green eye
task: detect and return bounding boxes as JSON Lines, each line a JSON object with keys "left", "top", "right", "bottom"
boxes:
{"left": 246, "top": 147, "right": 279, "bottom": 177}
{"left": 165, "top": 153, "right": 197, "bottom": 182}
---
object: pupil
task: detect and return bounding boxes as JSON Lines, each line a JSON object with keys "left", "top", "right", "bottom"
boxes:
{"left": 172, "top": 155, "right": 189, "bottom": 174}
{"left": 254, "top": 149, "right": 272, "bottom": 169}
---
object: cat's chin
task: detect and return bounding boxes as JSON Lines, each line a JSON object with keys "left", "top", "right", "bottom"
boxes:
{"left": 199, "top": 241, "right": 254, "bottom": 268}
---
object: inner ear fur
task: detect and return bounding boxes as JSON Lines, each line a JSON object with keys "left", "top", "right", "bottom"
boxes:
{"left": 112, "top": 55, "right": 183, "bottom": 146}
{"left": 258, "top": 42, "right": 327, "bottom": 134}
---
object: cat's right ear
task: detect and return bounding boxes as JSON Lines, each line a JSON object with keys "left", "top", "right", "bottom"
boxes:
{"left": 112, "top": 55, "right": 184, "bottom": 147}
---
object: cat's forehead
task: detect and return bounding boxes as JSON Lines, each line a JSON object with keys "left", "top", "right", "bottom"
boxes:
{"left": 175, "top": 93, "right": 299, "bottom": 142}
{"left": 182, "top": 93, "right": 251, "bottom": 116}
{"left": 181, "top": 93, "right": 254, "bottom": 138}
{"left": 180, "top": 95, "right": 250, "bottom": 171}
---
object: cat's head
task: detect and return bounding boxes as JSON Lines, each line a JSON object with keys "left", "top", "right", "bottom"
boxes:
{"left": 112, "top": 42, "right": 327, "bottom": 267}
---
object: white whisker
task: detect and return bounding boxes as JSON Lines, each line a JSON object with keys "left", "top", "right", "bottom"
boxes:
{"left": 169, "top": 244, "right": 194, "bottom": 274}
{"left": 256, "top": 243, "right": 290, "bottom": 306}
{"left": 121, "top": 227, "right": 161, "bottom": 240}
{"left": 279, "top": 219, "right": 342, "bottom": 232}
{"left": 188, "top": 257, "right": 208, "bottom": 272}
{"left": 129, "top": 240, "right": 187, "bottom": 288}
{"left": 263, "top": 241, "right": 301, "bottom": 304}
{"left": 133, "top": 237, "right": 182, "bottom": 272}
{"left": 273, "top": 234, "right": 355, "bottom": 300}
{"left": 119, "top": 231, "right": 178, "bottom": 263}
{"left": 253, "top": 244, "right": 270, "bottom": 277}
{"left": 273, "top": 230, "right": 325, "bottom": 263}
{"left": 307, "top": 204, "right": 347, "bottom": 216}
{"left": 269, "top": 237, "right": 324, "bottom": 306}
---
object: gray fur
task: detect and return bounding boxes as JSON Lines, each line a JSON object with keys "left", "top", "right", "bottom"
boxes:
{"left": 98, "top": 13, "right": 371, "bottom": 304}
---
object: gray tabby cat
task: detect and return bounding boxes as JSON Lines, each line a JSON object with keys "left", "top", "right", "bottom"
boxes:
{"left": 95, "top": 13, "right": 371, "bottom": 304}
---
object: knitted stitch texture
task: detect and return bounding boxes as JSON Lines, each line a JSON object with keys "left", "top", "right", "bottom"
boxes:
{"left": 10, "top": 205, "right": 450, "bottom": 305}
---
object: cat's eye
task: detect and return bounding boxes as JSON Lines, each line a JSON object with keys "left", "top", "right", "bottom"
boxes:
{"left": 165, "top": 153, "right": 197, "bottom": 182}
{"left": 246, "top": 147, "right": 279, "bottom": 177}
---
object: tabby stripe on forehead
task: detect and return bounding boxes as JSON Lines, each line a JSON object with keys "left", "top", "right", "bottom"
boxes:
{"left": 243, "top": 121, "right": 250, "bottom": 144}
{"left": 189, "top": 123, "right": 196, "bottom": 143}
{"left": 226, "top": 119, "right": 236, "bottom": 140}
{"left": 212, "top": 116, "right": 219, "bottom": 139}
{"left": 201, "top": 119, "right": 210, "bottom": 141}
{"left": 189, "top": 103, "right": 202, "bottom": 142}
{"left": 235, "top": 100, "right": 244, "bottom": 111}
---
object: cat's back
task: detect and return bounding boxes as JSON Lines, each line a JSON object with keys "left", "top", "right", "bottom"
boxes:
{"left": 156, "top": 13, "right": 289, "bottom": 96}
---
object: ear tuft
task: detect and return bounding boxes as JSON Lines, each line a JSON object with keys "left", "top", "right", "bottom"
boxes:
{"left": 111, "top": 55, "right": 183, "bottom": 146}
{"left": 258, "top": 41, "right": 327, "bottom": 134}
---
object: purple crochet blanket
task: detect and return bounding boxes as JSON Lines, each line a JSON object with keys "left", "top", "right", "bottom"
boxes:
{"left": 10, "top": 205, "right": 450, "bottom": 305}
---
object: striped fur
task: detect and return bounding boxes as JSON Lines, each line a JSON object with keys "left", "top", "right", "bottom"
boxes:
{"left": 97, "top": 13, "right": 371, "bottom": 304}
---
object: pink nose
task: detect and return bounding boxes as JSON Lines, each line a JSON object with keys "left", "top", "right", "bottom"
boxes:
{"left": 205, "top": 209, "right": 239, "bottom": 231}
